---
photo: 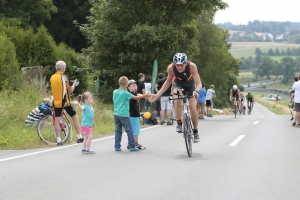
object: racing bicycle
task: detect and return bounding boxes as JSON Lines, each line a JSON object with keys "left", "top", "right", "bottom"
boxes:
{"left": 37, "top": 106, "right": 72, "bottom": 145}
{"left": 170, "top": 89, "right": 194, "bottom": 157}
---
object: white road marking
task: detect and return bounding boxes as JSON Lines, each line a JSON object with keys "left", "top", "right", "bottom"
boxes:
{"left": 229, "top": 135, "right": 246, "bottom": 146}
{"left": 0, "top": 126, "right": 159, "bottom": 163}
{"left": 253, "top": 121, "right": 259, "bottom": 125}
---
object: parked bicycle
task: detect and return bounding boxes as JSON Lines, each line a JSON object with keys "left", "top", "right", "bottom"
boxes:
{"left": 37, "top": 103, "right": 72, "bottom": 145}
{"left": 170, "top": 89, "right": 194, "bottom": 157}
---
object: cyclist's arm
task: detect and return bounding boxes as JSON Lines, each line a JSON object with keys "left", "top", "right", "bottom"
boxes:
{"left": 68, "top": 79, "right": 77, "bottom": 94}
{"left": 229, "top": 90, "right": 232, "bottom": 101}
{"left": 155, "top": 64, "right": 174, "bottom": 98}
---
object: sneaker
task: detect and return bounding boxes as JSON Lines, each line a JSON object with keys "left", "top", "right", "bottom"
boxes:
{"left": 160, "top": 121, "right": 164, "bottom": 125}
{"left": 81, "top": 149, "right": 86, "bottom": 153}
{"left": 77, "top": 138, "right": 84, "bottom": 143}
{"left": 129, "top": 147, "right": 139, "bottom": 151}
{"left": 136, "top": 143, "right": 146, "bottom": 150}
{"left": 295, "top": 124, "right": 300, "bottom": 128}
{"left": 194, "top": 134, "right": 200, "bottom": 143}
{"left": 176, "top": 123, "right": 182, "bottom": 133}
{"left": 57, "top": 142, "right": 63, "bottom": 146}
{"left": 85, "top": 149, "right": 95, "bottom": 154}
{"left": 115, "top": 147, "right": 122, "bottom": 151}
{"left": 167, "top": 121, "right": 172, "bottom": 125}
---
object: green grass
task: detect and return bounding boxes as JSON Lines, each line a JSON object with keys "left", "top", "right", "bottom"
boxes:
{"left": 265, "top": 82, "right": 294, "bottom": 90}
{"left": 229, "top": 42, "right": 300, "bottom": 60}
{"left": 0, "top": 78, "right": 115, "bottom": 150}
{"left": 252, "top": 92, "right": 290, "bottom": 115}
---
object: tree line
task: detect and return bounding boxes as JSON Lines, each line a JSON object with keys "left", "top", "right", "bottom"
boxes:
{"left": 255, "top": 47, "right": 300, "bottom": 56}
{"left": 240, "top": 54, "right": 300, "bottom": 84}
{"left": 0, "top": 0, "right": 245, "bottom": 108}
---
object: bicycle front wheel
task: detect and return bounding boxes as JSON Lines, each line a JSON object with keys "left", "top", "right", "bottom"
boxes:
{"left": 234, "top": 104, "right": 237, "bottom": 118}
{"left": 183, "top": 113, "right": 192, "bottom": 157}
{"left": 37, "top": 115, "right": 70, "bottom": 145}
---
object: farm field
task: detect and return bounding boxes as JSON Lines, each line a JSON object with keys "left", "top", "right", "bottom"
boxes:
{"left": 229, "top": 42, "right": 300, "bottom": 59}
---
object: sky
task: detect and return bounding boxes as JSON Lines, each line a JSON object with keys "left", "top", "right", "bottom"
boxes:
{"left": 214, "top": 0, "right": 300, "bottom": 24}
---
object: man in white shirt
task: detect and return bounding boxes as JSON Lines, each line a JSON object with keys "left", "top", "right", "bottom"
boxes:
{"left": 292, "top": 77, "right": 300, "bottom": 127}
{"left": 206, "top": 85, "right": 216, "bottom": 117}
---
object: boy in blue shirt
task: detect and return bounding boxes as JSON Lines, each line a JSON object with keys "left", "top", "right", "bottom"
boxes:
{"left": 113, "top": 76, "right": 150, "bottom": 151}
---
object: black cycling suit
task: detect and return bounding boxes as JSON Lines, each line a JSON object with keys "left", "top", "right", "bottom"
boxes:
{"left": 231, "top": 89, "right": 239, "bottom": 100}
{"left": 172, "top": 62, "right": 195, "bottom": 95}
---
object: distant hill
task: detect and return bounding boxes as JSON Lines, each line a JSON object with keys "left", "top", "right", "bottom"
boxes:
{"left": 217, "top": 20, "right": 300, "bottom": 43}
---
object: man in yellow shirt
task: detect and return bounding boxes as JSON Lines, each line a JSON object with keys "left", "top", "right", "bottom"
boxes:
{"left": 50, "top": 60, "right": 84, "bottom": 145}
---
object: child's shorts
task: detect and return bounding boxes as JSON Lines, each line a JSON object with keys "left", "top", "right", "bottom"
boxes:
{"left": 81, "top": 126, "right": 93, "bottom": 134}
{"left": 130, "top": 117, "right": 140, "bottom": 136}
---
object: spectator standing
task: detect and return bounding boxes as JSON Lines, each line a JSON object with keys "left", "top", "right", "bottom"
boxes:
{"left": 153, "top": 73, "right": 164, "bottom": 120}
{"left": 290, "top": 76, "right": 299, "bottom": 126}
{"left": 206, "top": 85, "right": 216, "bottom": 117}
{"left": 113, "top": 76, "right": 150, "bottom": 151}
{"left": 137, "top": 73, "right": 146, "bottom": 112}
{"left": 145, "top": 76, "right": 152, "bottom": 112}
{"left": 73, "top": 92, "right": 95, "bottom": 154}
{"left": 128, "top": 79, "right": 146, "bottom": 149}
{"left": 50, "top": 60, "right": 84, "bottom": 145}
{"left": 156, "top": 72, "right": 173, "bottom": 125}
{"left": 197, "top": 82, "right": 206, "bottom": 119}
{"left": 292, "top": 75, "right": 300, "bottom": 128}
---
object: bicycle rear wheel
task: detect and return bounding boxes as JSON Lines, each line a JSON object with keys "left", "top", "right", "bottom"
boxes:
{"left": 37, "top": 115, "right": 70, "bottom": 145}
{"left": 183, "top": 113, "right": 192, "bottom": 157}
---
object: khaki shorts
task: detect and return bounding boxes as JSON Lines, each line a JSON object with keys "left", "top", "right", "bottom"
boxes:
{"left": 160, "top": 96, "right": 173, "bottom": 110}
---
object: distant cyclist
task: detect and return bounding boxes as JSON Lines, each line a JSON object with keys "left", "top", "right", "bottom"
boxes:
{"left": 230, "top": 85, "right": 241, "bottom": 112}
{"left": 246, "top": 91, "right": 255, "bottom": 110}
{"left": 149, "top": 53, "right": 202, "bottom": 143}
{"left": 240, "top": 92, "right": 246, "bottom": 113}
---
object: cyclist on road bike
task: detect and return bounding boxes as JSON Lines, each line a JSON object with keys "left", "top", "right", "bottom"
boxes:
{"left": 149, "top": 53, "right": 202, "bottom": 143}
{"left": 246, "top": 91, "right": 255, "bottom": 110}
{"left": 230, "top": 85, "right": 241, "bottom": 112}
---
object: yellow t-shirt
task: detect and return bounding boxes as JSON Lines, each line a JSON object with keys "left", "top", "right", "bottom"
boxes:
{"left": 50, "top": 72, "right": 71, "bottom": 108}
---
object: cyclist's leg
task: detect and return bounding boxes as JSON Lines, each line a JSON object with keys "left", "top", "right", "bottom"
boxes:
{"left": 53, "top": 108, "right": 63, "bottom": 142}
{"left": 65, "top": 105, "right": 83, "bottom": 140}
{"left": 172, "top": 81, "right": 183, "bottom": 123}
{"left": 188, "top": 97, "right": 198, "bottom": 129}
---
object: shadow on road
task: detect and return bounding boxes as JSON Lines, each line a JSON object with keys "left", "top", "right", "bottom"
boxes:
{"left": 174, "top": 153, "right": 206, "bottom": 161}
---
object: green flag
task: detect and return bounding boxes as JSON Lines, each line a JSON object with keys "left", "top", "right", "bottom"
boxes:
{"left": 151, "top": 60, "right": 158, "bottom": 93}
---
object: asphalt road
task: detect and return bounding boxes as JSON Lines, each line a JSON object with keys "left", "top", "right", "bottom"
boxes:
{"left": 1, "top": 104, "right": 300, "bottom": 200}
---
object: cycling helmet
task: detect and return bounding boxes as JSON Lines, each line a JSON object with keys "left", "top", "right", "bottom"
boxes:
{"left": 173, "top": 53, "right": 187, "bottom": 64}
{"left": 248, "top": 91, "right": 251, "bottom": 95}
{"left": 233, "top": 85, "right": 237, "bottom": 90}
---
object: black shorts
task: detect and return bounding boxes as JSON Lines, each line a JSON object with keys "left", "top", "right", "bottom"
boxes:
{"left": 206, "top": 100, "right": 212, "bottom": 107}
{"left": 154, "top": 98, "right": 161, "bottom": 111}
{"left": 232, "top": 94, "right": 239, "bottom": 100}
{"left": 295, "top": 103, "right": 300, "bottom": 112}
{"left": 173, "top": 79, "right": 195, "bottom": 96}
{"left": 54, "top": 105, "right": 76, "bottom": 117}
{"left": 247, "top": 98, "right": 253, "bottom": 103}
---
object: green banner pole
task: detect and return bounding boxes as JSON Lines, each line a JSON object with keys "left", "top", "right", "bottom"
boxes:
{"left": 151, "top": 60, "right": 158, "bottom": 93}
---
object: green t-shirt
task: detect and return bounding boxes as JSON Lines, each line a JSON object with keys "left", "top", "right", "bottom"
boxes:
{"left": 113, "top": 89, "right": 133, "bottom": 117}
{"left": 246, "top": 94, "right": 253, "bottom": 99}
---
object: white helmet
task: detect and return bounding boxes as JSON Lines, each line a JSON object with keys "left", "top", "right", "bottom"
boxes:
{"left": 233, "top": 85, "right": 237, "bottom": 90}
{"left": 173, "top": 53, "right": 188, "bottom": 64}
